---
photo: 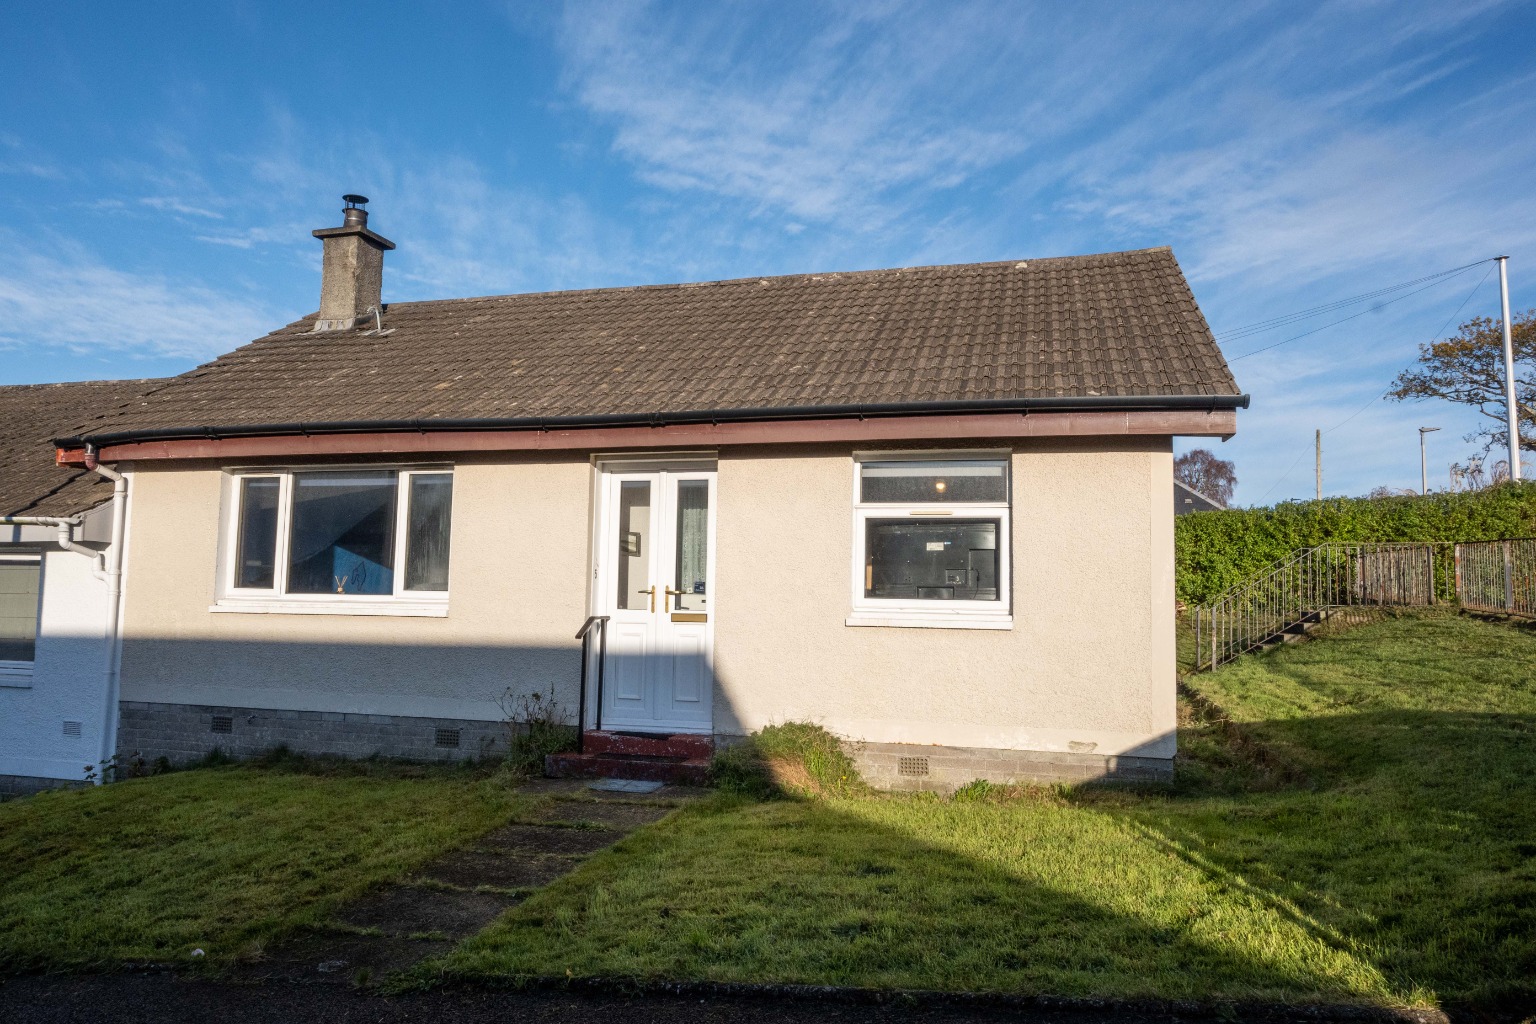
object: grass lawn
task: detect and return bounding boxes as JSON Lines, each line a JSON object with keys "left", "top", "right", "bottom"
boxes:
{"left": 0, "top": 757, "right": 535, "bottom": 969}
{"left": 433, "top": 612, "right": 1536, "bottom": 1011}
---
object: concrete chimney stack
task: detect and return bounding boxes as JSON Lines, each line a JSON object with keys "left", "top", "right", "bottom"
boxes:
{"left": 312, "top": 194, "right": 396, "bottom": 331}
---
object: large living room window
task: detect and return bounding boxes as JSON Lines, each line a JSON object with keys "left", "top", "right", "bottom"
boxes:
{"left": 218, "top": 468, "right": 452, "bottom": 615}
{"left": 0, "top": 554, "right": 42, "bottom": 676}
{"left": 847, "top": 453, "right": 1011, "bottom": 630}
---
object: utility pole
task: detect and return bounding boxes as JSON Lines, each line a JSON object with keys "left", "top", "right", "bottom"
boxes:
{"left": 1315, "top": 429, "right": 1322, "bottom": 500}
{"left": 1497, "top": 256, "right": 1521, "bottom": 481}
{"left": 1419, "top": 426, "right": 1440, "bottom": 495}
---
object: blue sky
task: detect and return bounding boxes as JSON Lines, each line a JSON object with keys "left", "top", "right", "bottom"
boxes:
{"left": 2, "top": 1, "right": 1534, "bottom": 503}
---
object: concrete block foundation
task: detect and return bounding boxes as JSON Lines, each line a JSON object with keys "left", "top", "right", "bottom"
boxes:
{"left": 117, "top": 701, "right": 507, "bottom": 765}
{"left": 849, "top": 740, "right": 1172, "bottom": 793}
{"left": 0, "top": 773, "right": 88, "bottom": 801}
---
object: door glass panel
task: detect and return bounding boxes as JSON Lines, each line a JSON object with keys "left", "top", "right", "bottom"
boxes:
{"left": 286, "top": 471, "right": 397, "bottom": 595}
{"left": 615, "top": 480, "right": 652, "bottom": 610}
{"left": 234, "top": 476, "right": 280, "bottom": 589}
{"left": 673, "top": 480, "right": 709, "bottom": 612}
{"left": 864, "top": 518, "right": 999, "bottom": 600}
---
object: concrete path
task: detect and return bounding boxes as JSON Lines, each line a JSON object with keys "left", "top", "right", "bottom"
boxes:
{"left": 231, "top": 778, "right": 704, "bottom": 986}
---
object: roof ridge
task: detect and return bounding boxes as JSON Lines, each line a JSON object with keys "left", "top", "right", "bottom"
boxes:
{"left": 0, "top": 377, "right": 162, "bottom": 392}
{"left": 378, "top": 246, "right": 1178, "bottom": 310}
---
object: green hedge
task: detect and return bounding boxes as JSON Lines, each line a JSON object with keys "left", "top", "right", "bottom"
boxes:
{"left": 1175, "top": 482, "right": 1536, "bottom": 604}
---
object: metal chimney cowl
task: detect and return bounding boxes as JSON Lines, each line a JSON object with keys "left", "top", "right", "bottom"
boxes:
{"left": 311, "top": 194, "right": 397, "bottom": 332}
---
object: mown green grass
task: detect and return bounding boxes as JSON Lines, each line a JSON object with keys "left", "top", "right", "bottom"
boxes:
{"left": 0, "top": 758, "right": 535, "bottom": 969}
{"left": 433, "top": 613, "right": 1536, "bottom": 1011}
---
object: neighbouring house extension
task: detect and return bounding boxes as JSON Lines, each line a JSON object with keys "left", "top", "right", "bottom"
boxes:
{"left": 53, "top": 196, "right": 1246, "bottom": 791}
{"left": 1, "top": 379, "right": 154, "bottom": 796}
{"left": 1175, "top": 479, "right": 1226, "bottom": 514}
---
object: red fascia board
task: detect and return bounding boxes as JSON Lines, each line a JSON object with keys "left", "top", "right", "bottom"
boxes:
{"left": 55, "top": 408, "right": 1236, "bottom": 465}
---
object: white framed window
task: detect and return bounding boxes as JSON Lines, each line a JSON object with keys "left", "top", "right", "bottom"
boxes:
{"left": 846, "top": 453, "right": 1012, "bottom": 630}
{"left": 215, "top": 466, "right": 453, "bottom": 617}
{"left": 0, "top": 553, "right": 42, "bottom": 682}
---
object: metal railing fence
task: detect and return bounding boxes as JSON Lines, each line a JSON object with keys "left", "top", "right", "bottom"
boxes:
{"left": 1455, "top": 539, "right": 1536, "bottom": 618}
{"left": 1191, "top": 543, "right": 1437, "bottom": 671}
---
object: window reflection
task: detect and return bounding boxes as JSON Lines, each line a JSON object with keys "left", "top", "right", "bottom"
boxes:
{"left": 287, "top": 471, "right": 397, "bottom": 595}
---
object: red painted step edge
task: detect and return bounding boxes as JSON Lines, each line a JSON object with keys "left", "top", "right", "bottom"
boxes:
{"left": 580, "top": 730, "right": 714, "bottom": 760}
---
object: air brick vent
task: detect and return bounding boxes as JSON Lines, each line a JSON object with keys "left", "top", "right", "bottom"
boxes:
{"left": 62, "top": 720, "right": 82, "bottom": 737}
{"left": 211, "top": 715, "right": 234, "bottom": 734}
{"left": 435, "top": 728, "right": 461, "bottom": 749}
{"left": 897, "top": 756, "right": 930, "bottom": 777}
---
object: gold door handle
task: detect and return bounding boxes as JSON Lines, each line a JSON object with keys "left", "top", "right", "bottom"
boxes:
{"left": 637, "top": 586, "right": 656, "bottom": 612}
{"left": 664, "top": 585, "right": 686, "bottom": 604}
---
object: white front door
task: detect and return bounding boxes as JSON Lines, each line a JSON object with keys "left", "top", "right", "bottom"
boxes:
{"left": 596, "top": 464, "right": 716, "bottom": 733}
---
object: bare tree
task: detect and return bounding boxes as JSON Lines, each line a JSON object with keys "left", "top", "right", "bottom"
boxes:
{"left": 1174, "top": 449, "right": 1236, "bottom": 505}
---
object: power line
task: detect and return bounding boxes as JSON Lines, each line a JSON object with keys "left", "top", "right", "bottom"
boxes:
{"left": 1250, "top": 264, "right": 1497, "bottom": 504}
{"left": 1228, "top": 263, "right": 1486, "bottom": 362}
{"left": 1322, "top": 263, "right": 1495, "bottom": 435}
{"left": 1214, "top": 258, "right": 1493, "bottom": 342}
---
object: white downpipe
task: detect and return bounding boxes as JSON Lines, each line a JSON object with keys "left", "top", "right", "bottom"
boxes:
{"left": 84, "top": 451, "right": 128, "bottom": 776}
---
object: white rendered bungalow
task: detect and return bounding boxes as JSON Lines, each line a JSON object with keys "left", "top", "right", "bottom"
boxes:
{"left": 49, "top": 198, "right": 1245, "bottom": 791}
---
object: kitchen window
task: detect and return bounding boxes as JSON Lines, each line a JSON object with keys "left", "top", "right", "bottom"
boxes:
{"left": 218, "top": 468, "right": 453, "bottom": 616}
{"left": 0, "top": 554, "right": 42, "bottom": 677}
{"left": 847, "top": 454, "right": 1011, "bottom": 629}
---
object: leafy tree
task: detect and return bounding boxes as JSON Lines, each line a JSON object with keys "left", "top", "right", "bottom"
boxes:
{"left": 1174, "top": 448, "right": 1236, "bottom": 506}
{"left": 1389, "top": 309, "right": 1536, "bottom": 454}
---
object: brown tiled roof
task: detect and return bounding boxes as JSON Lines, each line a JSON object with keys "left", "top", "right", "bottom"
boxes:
{"left": 62, "top": 247, "right": 1241, "bottom": 444}
{"left": 1, "top": 379, "right": 159, "bottom": 517}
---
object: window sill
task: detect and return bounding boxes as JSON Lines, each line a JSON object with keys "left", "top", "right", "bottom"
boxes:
{"left": 210, "top": 598, "right": 449, "bottom": 618}
{"left": 0, "top": 666, "right": 35, "bottom": 688}
{"left": 844, "top": 610, "right": 1012, "bottom": 630}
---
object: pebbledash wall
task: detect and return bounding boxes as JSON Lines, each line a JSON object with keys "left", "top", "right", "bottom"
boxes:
{"left": 114, "top": 436, "right": 1176, "bottom": 787}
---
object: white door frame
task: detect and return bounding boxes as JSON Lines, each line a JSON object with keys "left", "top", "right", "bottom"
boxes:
{"left": 588, "top": 456, "right": 717, "bottom": 734}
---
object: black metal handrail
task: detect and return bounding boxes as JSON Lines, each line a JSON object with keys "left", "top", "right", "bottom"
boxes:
{"left": 575, "top": 615, "right": 610, "bottom": 754}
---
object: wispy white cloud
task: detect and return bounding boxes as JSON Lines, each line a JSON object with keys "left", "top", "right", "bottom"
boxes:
{"left": 0, "top": 232, "right": 277, "bottom": 361}
{"left": 555, "top": 1, "right": 1032, "bottom": 227}
{"left": 139, "top": 196, "right": 222, "bottom": 219}
{"left": 0, "top": 133, "right": 66, "bottom": 180}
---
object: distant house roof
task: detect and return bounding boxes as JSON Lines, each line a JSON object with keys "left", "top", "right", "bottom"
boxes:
{"left": 1175, "top": 479, "right": 1226, "bottom": 514}
{"left": 1, "top": 379, "right": 158, "bottom": 518}
{"left": 59, "top": 247, "right": 1243, "bottom": 446}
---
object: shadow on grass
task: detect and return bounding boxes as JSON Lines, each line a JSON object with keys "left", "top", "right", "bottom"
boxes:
{"left": 427, "top": 789, "right": 1408, "bottom": 1007}
{"left": 1114, "top": 707, "right": 1536, "bottom": 1015}
{"left": 429, "top": 615, "right": 1536, "bottom": 1015}
{"left": 1106, "top": 614, "right": 1536, "bottom": 1014}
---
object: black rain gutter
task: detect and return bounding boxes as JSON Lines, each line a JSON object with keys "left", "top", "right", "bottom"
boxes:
{"left": 57, "top": 393, "right": 1250, "bottom": 448}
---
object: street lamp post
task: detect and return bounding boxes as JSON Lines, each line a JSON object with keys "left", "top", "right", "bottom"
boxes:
{"left": 1420, "top": 426, "right": 1441, "bottom": 495}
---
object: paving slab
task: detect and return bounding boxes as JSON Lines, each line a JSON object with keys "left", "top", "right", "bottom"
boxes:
{"left": 419, "top": 849, "right": 578, "bottom": 890}
{"left": 227, "top": 930, "right": 453, "bottom": 985}
{"left": 477, "top": 823, "right": 631, "bottom": 856}
{"left": 589, "top": 778, "right": 665, "bottom": 793}
{"left": 534, "top": 799, "right": 676, "bottom": 830}
{"left": 336, "top": 885, "right": 518, "bottom": 939}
